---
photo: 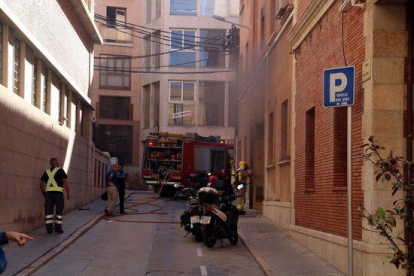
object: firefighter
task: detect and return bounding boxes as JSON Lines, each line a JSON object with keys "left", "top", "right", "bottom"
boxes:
{"left": 39, "top": 158, "right": 70, "bottom": 234}
{"left": 236, "top": 161, "right": 252, "bottom": 215}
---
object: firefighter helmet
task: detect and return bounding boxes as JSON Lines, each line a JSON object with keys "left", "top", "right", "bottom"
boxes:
{"left": 238, "top": 161, "right": 248, "bottom": 169}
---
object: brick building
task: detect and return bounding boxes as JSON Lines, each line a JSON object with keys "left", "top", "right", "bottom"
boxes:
{"left": 92, "top": 0, "right": 143, "bottom": 188}
{"left": 238, "top": 0, "right": 413, "bottom": 275}
{"left": 0, "top": 0, "right": 108, "bottom": 232}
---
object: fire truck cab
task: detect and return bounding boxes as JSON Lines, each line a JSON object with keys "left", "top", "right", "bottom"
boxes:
{"left": 141, "top": 132, "right": 234, "bottom": 196}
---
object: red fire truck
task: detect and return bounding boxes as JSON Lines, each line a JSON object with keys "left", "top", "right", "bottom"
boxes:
{"left": 141, "top": 132, "right": 234, "bottom": 196}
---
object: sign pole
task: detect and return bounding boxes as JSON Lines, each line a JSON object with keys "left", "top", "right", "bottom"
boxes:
{"left": 347, "top": 105, "right": 353, "bottom": 276}
{"left": 323, "top": 66, "right": 355, "bottom": 276}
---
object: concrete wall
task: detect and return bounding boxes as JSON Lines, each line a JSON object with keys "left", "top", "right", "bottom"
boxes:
{"left": 0, "top": 0, "right": 94, "bottom": 97}
{"left": 0, "top": 0, "right": 107, "bottom": 232}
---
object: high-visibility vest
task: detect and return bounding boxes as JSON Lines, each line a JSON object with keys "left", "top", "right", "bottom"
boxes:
{"left": 45, "top": 168, "right": 64, "bottom": 192}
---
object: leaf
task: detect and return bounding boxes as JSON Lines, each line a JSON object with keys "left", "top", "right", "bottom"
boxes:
{"left": 388, "top": 217, "right": 397, "bottom": 227}
{"left": 385, "top": 174, "right": 391, "bottom": 181}
{"left": 376, "top": 173, "right": 382, "bottom": 182}
{"left": 376, "top": 208, "right": 387, "bottom": 220}
{"left": 390, "top": 258, "right": 400, "bottom": 269}
{"left": 368, "top": 136, "right": 375, "bottom": 143}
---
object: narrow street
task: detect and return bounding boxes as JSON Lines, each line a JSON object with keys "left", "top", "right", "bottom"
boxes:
{"left": 32, "top": 193, "right": 264, "bottom": 276}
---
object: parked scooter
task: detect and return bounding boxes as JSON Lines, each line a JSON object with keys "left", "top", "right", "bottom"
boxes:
{"left": 180, "top": 174, "right": 205, "bottom": 242}
{"left": 198, "top": 185, "right": 240, "bottom": 248}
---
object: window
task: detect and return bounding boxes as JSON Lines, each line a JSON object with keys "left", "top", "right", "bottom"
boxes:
{"left": 156, "top": 0, "right": 162, "bottom": 18}
{"left": 143, "top": 85, "right": 150, "bottom": 128}
{"left": 154, "top": 31, "right": 161, "bottom": 69}
{"left": 305, "top": 107, "right": 315, "bottom": 190}
{"left": 146, "top": 0, "right": 152, "bottom": 23}
{"left": 170, "top": 30, "right": 196, "bottom": 67}
{"left": 200, "top": 29, "right": 226, "bottom": 68}
{"left": 268, "top": 112, "right": 274, "bottom": 165}
{"left": 194, "top": 147, "right": 225, "bottom": 173}
{"left": 105, "top": 7, "right": 130, "bottom": 43}
{"left": 200, "top": 0, "right": 227, "bottom": 17}
{"left": 42, "top": 67, "right": 49, "bottom": 113}
{"left": 170, "top": 0, "right": 197, "bottom": 15}
{"left": 0, "top": 24, "right": 3, "bottom": 85}
{"left": 198, "top": 81, "right": 225, "bottom": 127}
{"left": 94, "top": 125, "right": 133, "bottom": 165}
{"left": 334, "top": 107, "right": 348, "bottom": 187}
{"left": 168, "top": 82, "right": 195, "bottom": 126}
{"left": 260, "top": 7, "right": 265, "bottom": 49}
{"left": 13, "top": 39, "right": 21, "bottom": 96}
{"left": 154, "top": 82, "right": 160, "bottom": 125}
{"left": 281, "top": 99, "right": 289, "bottom": 160}
{"left": 32, "top": 58, "right": 38, "bottom": 106}
{"left": 144, "top": 35, "right": 151, "bottom": 71}
{"left": 99, "top": 96, "right": 131, "bottom": 120}
{"left": 99, "top": 55, "right": 131, "bottom": 89}
{"left": 107, "top": 7, "right": 126, "bottom": 26}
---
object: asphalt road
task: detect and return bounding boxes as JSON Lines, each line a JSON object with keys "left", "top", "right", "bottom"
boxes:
{"left": 33, "top": 192, "right": 265, "bottom": 276}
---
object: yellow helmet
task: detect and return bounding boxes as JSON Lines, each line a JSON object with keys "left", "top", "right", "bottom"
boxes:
{"left": 238, "top": 161, "right": 248, "bottom": 169}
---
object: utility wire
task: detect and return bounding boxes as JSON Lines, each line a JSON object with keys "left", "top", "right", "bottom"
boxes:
{"left": 95, "top": 52, "right": 233, "bottom": 69}
{"left": 95, "top": 13, "right": 223, "bottom": 40}
{"left": 94, "top": 68, "right": 235, "bottom": 74}
{"left": 95, "top": 15, "right": 226, "bottom": 48}
{"left": 95, "top": 20, "right": 226, "bottom": 50}
{"left": 94, "top": 25, "right": 228, "bottom": 60}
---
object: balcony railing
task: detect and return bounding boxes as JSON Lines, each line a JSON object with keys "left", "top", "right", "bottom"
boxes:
{"left": 100, "top": 25, "right": 133, "bottom": 43}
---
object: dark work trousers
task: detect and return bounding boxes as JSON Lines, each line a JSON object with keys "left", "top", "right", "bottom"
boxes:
{"left": 118, "top": 185, "right": 126, "bottom": 213}
{"left": 44, "top": 192, "right": 64, "bottom": 232}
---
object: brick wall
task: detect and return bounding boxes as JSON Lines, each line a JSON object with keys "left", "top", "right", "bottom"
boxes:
{"left": 3, "top": 0, "right": 92, "bottom": 94}
{"left": 294, "top": 1, "right": 365, "bottom": 240}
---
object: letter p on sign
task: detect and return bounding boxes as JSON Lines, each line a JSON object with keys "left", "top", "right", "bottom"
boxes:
{"left": 323, "top": 66, "right": 355, "bottom": 107}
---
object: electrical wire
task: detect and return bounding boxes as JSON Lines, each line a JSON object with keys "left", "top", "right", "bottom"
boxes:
{"left": 95, "top": 13, "right": 223, "bottom": 40}
{"left": 95, "top": 20, "right": 226, "bottom": 50}
{"left": 95, "top": 52, "right": 233, "bottom": 69}
{"left": 94, "top": 15, "right": 226, "bottom": 48}
{"left": 94, "top": 68, "right": 236, "bottom": 74}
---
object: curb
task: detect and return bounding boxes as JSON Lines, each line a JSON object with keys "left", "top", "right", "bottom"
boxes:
{"left": 15, "top": 212, "right": 105, "bottom": 276}
{"left": 238, "top": 228, "right": 274, "bottom": 276}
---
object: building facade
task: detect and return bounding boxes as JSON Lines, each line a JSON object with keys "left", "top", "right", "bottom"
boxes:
{"left": 92, "top": 0, "right": 142, "bottom": 187}
{"left": 140, "top": 0, "right": 239, "bottom": 157}
{"left": 238, "top": 0, "right": 413, "bottom": 275}
{"left": 0, "top": 0, "right": 108, "bottom": 232}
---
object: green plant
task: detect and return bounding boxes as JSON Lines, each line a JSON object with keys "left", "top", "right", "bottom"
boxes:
{"left": 359, "top": 136, "right": 414, "bottom": 273}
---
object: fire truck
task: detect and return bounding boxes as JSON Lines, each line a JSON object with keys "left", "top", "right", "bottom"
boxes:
{"left": 141, "top": 132, "right": 234, "bottom": 196}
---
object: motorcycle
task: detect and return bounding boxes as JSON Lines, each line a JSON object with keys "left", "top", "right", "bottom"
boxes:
{"left": 180, "top": 174, "right": 205, "bottom": 242}
{"left": 198, "top": 185, "right": 240, "bottom": 248}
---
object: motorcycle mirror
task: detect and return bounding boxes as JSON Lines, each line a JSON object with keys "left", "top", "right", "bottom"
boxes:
{"left": 237, "top": 184, "right": 244, "bottom": 190}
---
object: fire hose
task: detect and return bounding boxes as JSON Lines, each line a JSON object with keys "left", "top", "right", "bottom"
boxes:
{"left": 103, "top": 170, "right": 181, "bottom": 224}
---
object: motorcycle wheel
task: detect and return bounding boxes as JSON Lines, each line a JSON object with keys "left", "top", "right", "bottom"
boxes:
{"left": 203, "top": 226, "right": 217, "bottom": 248}
{"left": 194, "top": 225, "right": 202, "bottom": 242}
{"left": 228, "top": 231, "right": 238, "bottom": 245}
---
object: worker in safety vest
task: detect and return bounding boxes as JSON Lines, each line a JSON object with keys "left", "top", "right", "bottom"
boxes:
{"left": 236, "top": 161, "right": 252, "bottom": 215}
{"left": 39, "top": 158, "right": 70, "bottom": 234}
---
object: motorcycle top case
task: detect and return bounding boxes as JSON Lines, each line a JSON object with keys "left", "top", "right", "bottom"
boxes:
{"left": 198, "top": 187, "right": 219, "bottom": 204}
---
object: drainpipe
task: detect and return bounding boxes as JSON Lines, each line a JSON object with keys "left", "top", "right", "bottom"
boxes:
{"left": 406, "top": 1, "right": 414, "bottom": 272}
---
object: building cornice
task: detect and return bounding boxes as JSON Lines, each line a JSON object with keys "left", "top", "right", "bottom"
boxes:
{"left": 287, "top": 0, "right": 335, "bottom": 49}
{"left": 69, "top": 0, "right": 103, "bottom": 45}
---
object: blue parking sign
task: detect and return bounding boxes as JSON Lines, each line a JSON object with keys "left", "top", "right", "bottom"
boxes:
{"left": 323, "top": 66, "right": 355, "bottom": 107}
